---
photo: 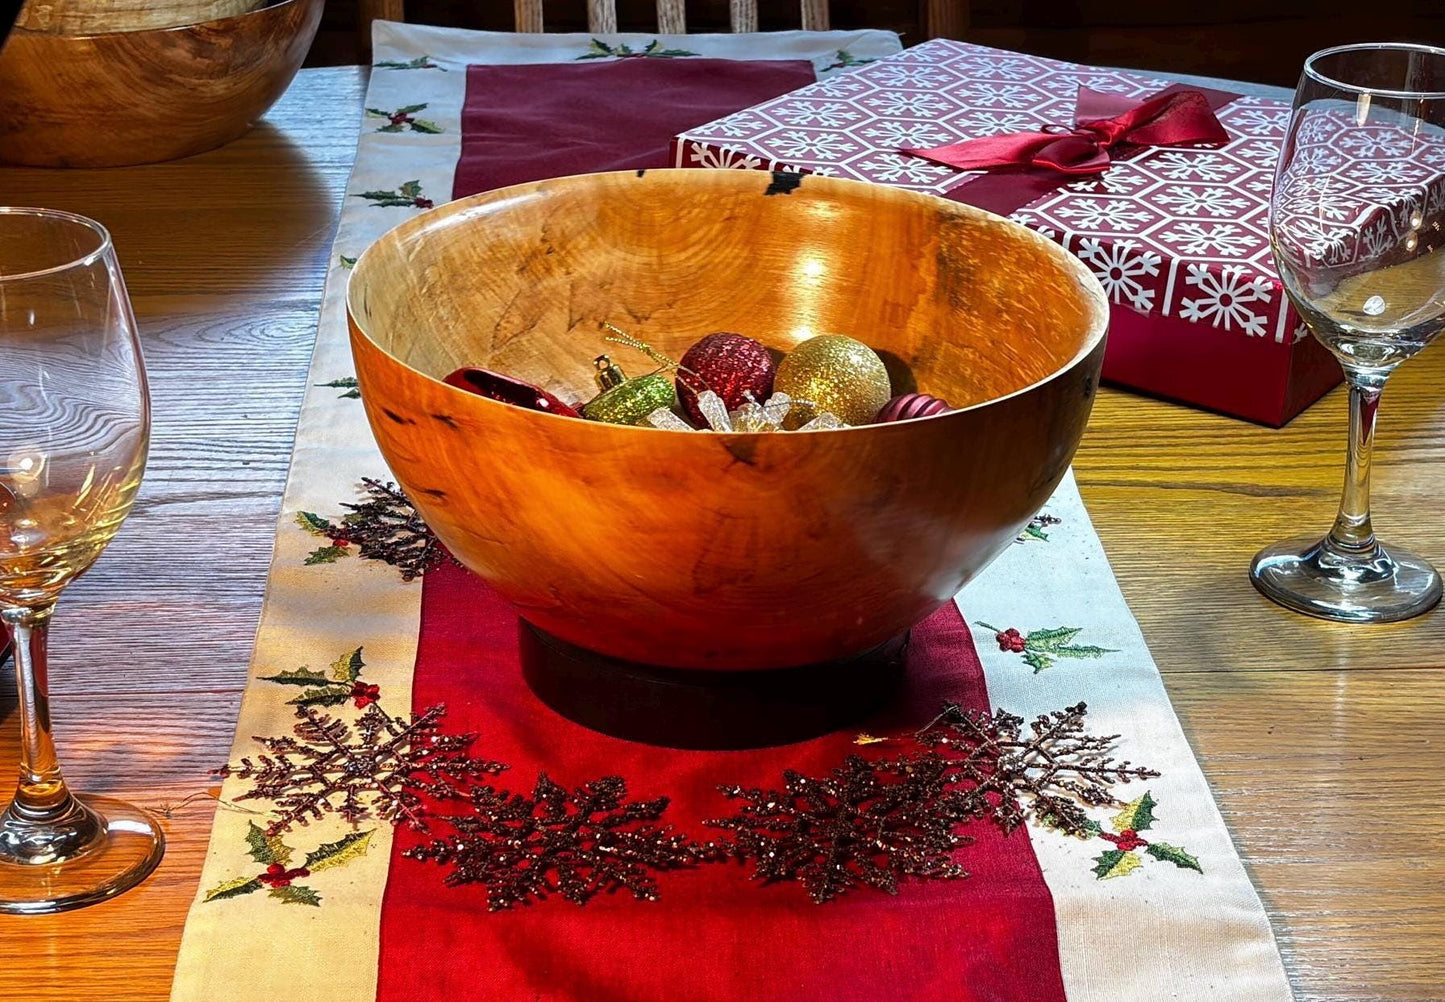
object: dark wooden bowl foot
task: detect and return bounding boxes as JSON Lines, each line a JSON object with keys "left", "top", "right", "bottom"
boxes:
{"left": 518, "top": 621, "right": 909, "bottom": 750}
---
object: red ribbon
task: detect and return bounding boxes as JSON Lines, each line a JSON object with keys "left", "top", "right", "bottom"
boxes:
{"left": 905, "top": 86, "right": 1230, "bottom": 176}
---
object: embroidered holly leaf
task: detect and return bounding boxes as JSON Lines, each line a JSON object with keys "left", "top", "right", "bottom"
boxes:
{"left": 289, "top": 686, "right": 352, "bottom": 708}
{"left": 204, "top": 875, "right": 263, "bottom": 901}
{"left": 1112, "top": 791, "right": 1157, "bottom": 833}
{"left": 1026, "top": 627, "right": 1084, "bottom": 651}
{"left": 1022, "top": 523, "right": 1050, "bottom": 541}
{"left": 1040, "top": 812, "right": 1103, "bottom": 839}
{"left": 330, "top": 647, "right": 365, "bottom": 682}
{"left": 577, "top": 38, "right": 616, "bottom": 59}
{"left": 296, "top": 511, "right": 332, "bottom": 536}
{"left": 377, "top": 123, "right": 405, "bottom": 133}
{"left": 376, "top": 55, "right": 443, "bottom": 70}
{"left": 1022, "top": 650, "right": 1054, "bottom": 673}
{"left": 305, "top": 544, "right": 348, "bottom": 565}
{"left": 410, "top": 119, "right": 443, "bottom": 134}
{"left": 355, "top": 189, "right": 399, "bottom": 200}
{"left": 268, "top": 884, "right": 321, "bottom": 906}
{"left": 395, "top": 103, "right": 428, "bottom": 115}
{"left": 260, "top": 666, "right": 329, "bottom": 687}
{"left": 364, "top": 107, "right": 389, "bottom": 118}
{"left": 1056, "top": 645, "right": 1113, "bottom": 659}
{"left": 655, "top": 46, "right": 697, "bottom": 57}
{"left": 243, "top": 821, "right": 292, "bottom": 865}
{"left": 1092, "top": 848, "right": 1142, "bottom": 879}
{"left": 339, "top": 255, "right": 357, "bottom": 268}
{"left": 398, "top": 179, "right": 423, "bottom": 199}
{"left": 304, "top": 829, "right": 375, "bottom": 872}
{"left": 316, "top": 376, "right": 360, "bottom": 399}
{"left": 1145, "top": 841, "right": 1202, "bottom": 873}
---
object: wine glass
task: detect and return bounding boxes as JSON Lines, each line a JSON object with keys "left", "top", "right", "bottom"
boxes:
{"left": 0, "top": 207, "right": 163, "bottom": 912}
{"left": 1252, "top": 43, "right": 1445, "bottom": 622}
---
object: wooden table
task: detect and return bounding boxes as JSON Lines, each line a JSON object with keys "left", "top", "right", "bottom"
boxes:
{"left": 2, "top": 66, "right": 1442, "bottom": 1001}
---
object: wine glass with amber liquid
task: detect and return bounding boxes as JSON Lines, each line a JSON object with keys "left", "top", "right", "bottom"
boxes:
{"left": 0, "top": 207, "right": 163, "bottom": 912}
{"left": 1252, "top": 43, "right": 1445, "bottom": 622}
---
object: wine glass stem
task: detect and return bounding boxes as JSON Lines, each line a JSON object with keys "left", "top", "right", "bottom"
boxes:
{"left": 1327, "top": 367, "right": 1387, "bottom": 555}
{"left": 1, "top": 604, "right": 77, "bottom": 822}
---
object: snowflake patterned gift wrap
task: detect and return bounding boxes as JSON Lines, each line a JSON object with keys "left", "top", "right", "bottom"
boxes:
{"left": 669, "top": 38, "right": 1444, "bottom": 425}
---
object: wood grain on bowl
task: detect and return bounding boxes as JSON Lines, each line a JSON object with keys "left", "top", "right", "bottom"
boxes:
{"left": 16, "top": 0, "right": 261, "bottom": 34}
{"left": 348, "top": 169, "right": 1109, "bottom": 670}
{"left": 0, "top": 0, "right": 322, "bottom": 167}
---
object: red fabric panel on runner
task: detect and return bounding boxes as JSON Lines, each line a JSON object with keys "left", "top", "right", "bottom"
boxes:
{"left": 375, "top": 58, "right": 1068, "bottom": 1002}
{"left": 453, "top": 59, "right": 818, "bottom": 196}
{"left": 376, "top": 562, "right": 1068, "bottom": 1002}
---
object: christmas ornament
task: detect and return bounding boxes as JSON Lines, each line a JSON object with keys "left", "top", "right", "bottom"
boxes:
{"left": 582, "top": 354, "right": 677, "bottom": 426}
{"left": 877, "top": 392, "right": 951, "bottom": 423}
{"left": 644, "top": 391, "right": 842, "bottom": 433}
{"left": 676, "top": 332, "right": 776, "bottom": 427}
{"left": 443, "top": 366, "right": 581, "bottom": 418}
{"left": 773, "top": 335, "right": 891, "bottom": 427}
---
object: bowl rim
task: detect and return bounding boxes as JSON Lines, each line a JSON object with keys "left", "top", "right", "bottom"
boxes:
{"left": 10, "top": 0, "right": 310, "bottom": 40}
{"left": 347, "top": 168, "right": 1110, "bottom": 436}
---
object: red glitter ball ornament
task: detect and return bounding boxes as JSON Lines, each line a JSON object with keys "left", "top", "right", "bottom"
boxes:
{"left": 676, "top": 332, "right": 776, "bottom": 427}
{"left": 876, "top": 393, "right": 951, "bottom": 423}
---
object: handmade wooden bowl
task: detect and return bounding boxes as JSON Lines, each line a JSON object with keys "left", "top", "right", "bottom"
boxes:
{"left": 0, "top": 0, "right": 322, "bottom": 168}
{"left": 348, "top": 169, "right": 1109, "bottom": 671}
{"left": 16, "top": 0, "right": 261, "bottom": 34}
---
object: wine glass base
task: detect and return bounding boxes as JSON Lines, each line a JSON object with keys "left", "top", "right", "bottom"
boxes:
{"left": 1250, "top": 535, "right": 1443, "bottom": 623}
{"left": 0, "top": 794, "right": 164, "bottom": 914}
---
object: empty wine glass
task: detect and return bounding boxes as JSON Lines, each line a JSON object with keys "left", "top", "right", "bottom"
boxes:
{"left": 0, "top": 207, "right": 163, "bottom": 912}
{"left": 1253, "top": 43, "right": 1445, "bottom": 622}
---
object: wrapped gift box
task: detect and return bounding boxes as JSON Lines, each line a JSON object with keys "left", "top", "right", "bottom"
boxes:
{"left": 672, "top": 40, "right": 1356, "bottom": 425}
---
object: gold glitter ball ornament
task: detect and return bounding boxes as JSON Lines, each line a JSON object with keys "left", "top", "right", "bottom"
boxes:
{"left": 773, "top": 335, "right": 892, "bottom": 427}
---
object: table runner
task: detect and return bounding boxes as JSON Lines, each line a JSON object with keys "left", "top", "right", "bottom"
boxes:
{"left": 171, "top": 23, "right": 1291, "bottom": 1001}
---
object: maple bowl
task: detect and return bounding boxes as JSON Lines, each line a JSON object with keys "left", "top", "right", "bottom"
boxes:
{"left": 0, "top": 0, "right": 322, "bottom": 167}
{"left": 348, "top": 168, "right": 1108, "bottom": 671}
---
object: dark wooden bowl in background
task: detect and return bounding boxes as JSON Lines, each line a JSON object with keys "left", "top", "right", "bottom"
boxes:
{"left": 0, "top": 0, "right": 324, "bottom": 167}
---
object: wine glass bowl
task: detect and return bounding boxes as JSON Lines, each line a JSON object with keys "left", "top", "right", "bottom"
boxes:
{"left": 0, "top": 207, "right": 163, "bottom": 913}
{"left": 1253, "top": 43, "right": 1445, "bottom": 622}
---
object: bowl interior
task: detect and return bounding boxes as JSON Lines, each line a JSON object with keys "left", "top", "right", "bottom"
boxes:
{"left": 349, "top": 169, "right": 1105, "bottom": 414}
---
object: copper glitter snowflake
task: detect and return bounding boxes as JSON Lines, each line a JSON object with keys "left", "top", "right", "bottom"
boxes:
{"left": 218, "top": 703, "right": 506, "bottom": 836}
{"left": 404, "top": 773, "right": 701, "bottom": 911}
{"left": 302, "top": 478, "right": 452, "bottom": 580}
{"left": 916, "top": 701, "right": 1159, "bottom": 835}
{"left": 705, "top": 754, "right": 974, "bottom": 904}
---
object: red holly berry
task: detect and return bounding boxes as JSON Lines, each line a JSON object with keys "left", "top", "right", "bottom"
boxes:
{"left": 350, "top": 681, "right": 381, "bottom": 708}
{"left": 996, "top": 628, "right": 1025, "bottom": 652}
{"left": 389, "top": 113, "right": 409, "bottom": 126}
{"left": 258, "top": 862, "right": 311, "bottom": 887}
{"left": 331, "top": 537, "right": 350, "bottom": 548}
{"left": 1104, "top": 828, "right": 1148, "bottom": 852}
{"left": 414, "top": 197, "right": 434, "bottom": 209}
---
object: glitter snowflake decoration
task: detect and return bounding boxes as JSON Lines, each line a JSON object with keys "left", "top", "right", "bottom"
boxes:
{"left": 405, "top": 774, "right": 701, "bottom": 910}
{"left": 299, "top": 478, "right": 453, "bottom": 580}
{"left": 219, "top": 703, "right": 507, "bottom": 835}
{"left": 705, "top": 754, "right": 974, "bottom": 904}
{"left": 915, "top": 702, "right": 1159, "bottom": 836}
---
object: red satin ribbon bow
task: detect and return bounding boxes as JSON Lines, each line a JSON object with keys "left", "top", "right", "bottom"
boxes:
{"left": 906, "top": 85, "right": 1230, "bottom": 176}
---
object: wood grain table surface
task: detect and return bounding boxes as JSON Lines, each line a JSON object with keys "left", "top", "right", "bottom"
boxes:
{"left": 1, "top": 65, "right": 1442, "bottom": 1002}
